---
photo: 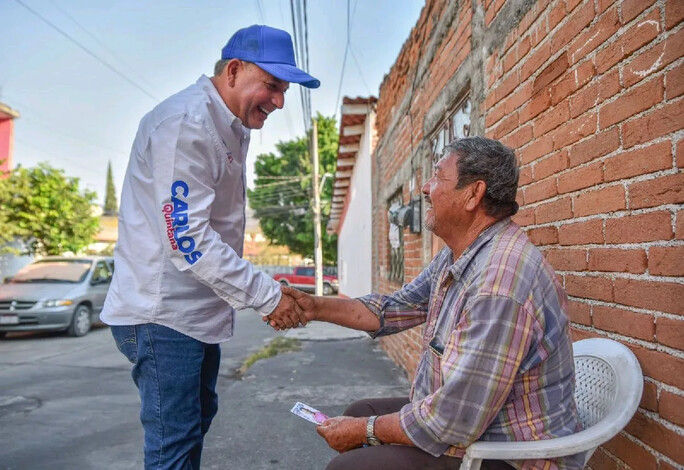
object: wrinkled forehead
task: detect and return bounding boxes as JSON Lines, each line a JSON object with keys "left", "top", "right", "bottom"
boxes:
{"left": 249, "top": 63, "right": 290, "bottom": 90}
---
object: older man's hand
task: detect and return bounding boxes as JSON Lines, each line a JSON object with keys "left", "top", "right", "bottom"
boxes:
{"left": 316, "top": 416, "right": 367, "bottom": 453}
{"left": 264, "top": 289, "right": 305, "bottom": 330}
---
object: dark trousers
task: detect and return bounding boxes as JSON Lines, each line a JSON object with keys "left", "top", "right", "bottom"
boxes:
{"left": 325, "top": 397, "right": 515, "bottom": 470}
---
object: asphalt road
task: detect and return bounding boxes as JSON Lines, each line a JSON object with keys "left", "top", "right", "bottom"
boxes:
{"left": 0, "top": 310, "right": 409, "bottom": 470}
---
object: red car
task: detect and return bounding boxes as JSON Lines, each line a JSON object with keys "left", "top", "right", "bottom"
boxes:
{"left": 273, "top": 266, "right": 338, "bottom": 295}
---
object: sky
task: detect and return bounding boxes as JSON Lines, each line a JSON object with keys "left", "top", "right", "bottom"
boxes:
{"left": 0, "top": 0, "right": 424, "bottom": 205}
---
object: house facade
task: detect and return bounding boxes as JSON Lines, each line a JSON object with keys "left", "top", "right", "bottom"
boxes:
{"left": 353, "top": 0, "right": 683, "bottom": 467}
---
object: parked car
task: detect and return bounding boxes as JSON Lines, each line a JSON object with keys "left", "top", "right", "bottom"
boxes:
{"left": 0, "top": 256, "right": 114, "bottom": 338}
{"left": 273, "top": 266, "right": 339, "bottom": 295}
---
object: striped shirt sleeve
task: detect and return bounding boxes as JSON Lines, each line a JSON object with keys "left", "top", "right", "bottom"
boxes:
{"left": 399, "top": 294, "right": 537, "bottom": 456}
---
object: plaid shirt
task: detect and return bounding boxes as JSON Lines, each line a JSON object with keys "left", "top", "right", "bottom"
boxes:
{"left": 359, "top": 219, "right": 582, "bottom": 470}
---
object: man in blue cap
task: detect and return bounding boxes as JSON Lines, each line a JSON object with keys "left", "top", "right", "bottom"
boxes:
{"left": 102, "top": 25, "right": 319, "bottom": 469}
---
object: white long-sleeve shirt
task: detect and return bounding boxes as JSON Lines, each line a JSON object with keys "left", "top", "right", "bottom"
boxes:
{"left": 101, "top": 75, "right": 282, "bottom": 343}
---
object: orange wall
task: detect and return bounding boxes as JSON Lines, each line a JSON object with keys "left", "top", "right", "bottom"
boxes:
{"left": 0, "top": 119, "right": 14, "bottom": 176}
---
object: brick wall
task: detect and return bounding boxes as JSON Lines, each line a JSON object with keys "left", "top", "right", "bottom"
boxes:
{"left": 370, "top": 0, "right": 683, "bottom": 467}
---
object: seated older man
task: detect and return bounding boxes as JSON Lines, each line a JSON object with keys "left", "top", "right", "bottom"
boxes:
{"left": 269, "top": 136, "right": 582, "bottom": 470}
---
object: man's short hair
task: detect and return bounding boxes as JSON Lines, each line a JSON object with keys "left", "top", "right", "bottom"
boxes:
{"left": 445, "top": 136, "right": 519, "bottom": 219}
{"left": 214, "top": 59, "right": 231, "bottom": 76}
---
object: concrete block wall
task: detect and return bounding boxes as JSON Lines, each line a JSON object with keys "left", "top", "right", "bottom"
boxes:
{"left": 370, "top": 0, "right": 683, "bottom": 467}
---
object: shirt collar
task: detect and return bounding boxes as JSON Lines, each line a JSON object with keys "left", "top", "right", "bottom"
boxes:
{"left": 447, "top": 218, "right": 512, "bottom": 278}
{"left": 196, "top": 74, "right": 251, "bottom": 138}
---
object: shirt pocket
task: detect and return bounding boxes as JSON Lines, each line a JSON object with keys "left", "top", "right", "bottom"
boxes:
{"left": 428, "top": 337, "right": 445, "bottom": 388}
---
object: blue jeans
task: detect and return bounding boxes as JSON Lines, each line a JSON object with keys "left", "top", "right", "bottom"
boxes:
{"left": 111, "top": 324, "right": 220, "bottom": 470}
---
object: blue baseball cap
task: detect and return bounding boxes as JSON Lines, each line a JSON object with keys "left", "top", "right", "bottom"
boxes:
{"left": 221, "top": 25, "right": 320, "bottom": 89}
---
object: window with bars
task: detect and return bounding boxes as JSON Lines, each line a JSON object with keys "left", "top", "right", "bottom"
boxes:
{"left": 388, "top": 191, "right": 404, "bottom": 283}
{"left": 431, "top": 97, "right": 472, "bottom": 164}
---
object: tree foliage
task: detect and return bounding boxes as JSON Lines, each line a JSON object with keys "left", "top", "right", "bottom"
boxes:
{"left": 248, "top": 113, "right": 338, "bottom": 264}
{"left": 0, "top": 163, "right": 100, "bottom": 256}
{"left": 104, "top": 160, "right": 118, "bottom": 215}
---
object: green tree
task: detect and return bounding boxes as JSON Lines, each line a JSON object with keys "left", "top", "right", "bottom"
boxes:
{"left": 248, "top": 113, "right": 338, "bottom": 264}
{"left": 103, "top": 160, "right": 118, "bottom": 215}
{"left": 0, "top": 163, "right": 100, "bottom": 256}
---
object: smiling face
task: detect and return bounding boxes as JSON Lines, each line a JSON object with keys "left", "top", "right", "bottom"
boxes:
{"left": 218, "top": 60, "right": 290, "bottom": 129}
{"left": 422, "top": 152, "right": 468, "bottom": 236}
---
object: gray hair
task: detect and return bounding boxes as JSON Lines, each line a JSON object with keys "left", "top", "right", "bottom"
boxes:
{"left": 445, "top": 136, "right": 519, "bottom": 219}
{"left": 214, "top": 59, "right": 231, "bottom": 76}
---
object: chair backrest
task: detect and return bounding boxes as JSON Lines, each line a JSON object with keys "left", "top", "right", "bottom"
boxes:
{"left": 572, "top": 338, "right": 644, "bottom": 464}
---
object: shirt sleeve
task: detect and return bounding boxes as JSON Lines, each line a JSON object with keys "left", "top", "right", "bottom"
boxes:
{"left": 147, "top": 113, "right": 281, "bottom": 315}
{"left": 357, "top": 252, "right": 441, "bottom": 338}
{"left": 399, "top": 295, "right": 537, "bottom": 456}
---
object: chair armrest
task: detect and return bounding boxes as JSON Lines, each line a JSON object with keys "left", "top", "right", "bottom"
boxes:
{"left": 464, "top": 425, "right": 616, "bottom": 460}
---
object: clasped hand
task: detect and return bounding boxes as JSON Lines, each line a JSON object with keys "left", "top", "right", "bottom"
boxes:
{"left": 264, "top": 286, "right": 315, "bottom": 330}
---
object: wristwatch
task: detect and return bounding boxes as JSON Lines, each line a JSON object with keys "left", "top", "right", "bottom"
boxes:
{"left": 366, "top": 415, "right": 383, "bottom": 446}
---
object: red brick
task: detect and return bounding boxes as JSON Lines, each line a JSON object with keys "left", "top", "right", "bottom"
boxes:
{"left": 629, "top": 173, "right": 684, "bottom": 209}
{"left": 593, "top": 305, "right": 655, "bottom": 340}
{"left": 678, "top": 210, "right": 684, "bottom": 239}
{"left": 527, "top": 226, "right": 559, "bottom": 245}
{"left": 534, "top": 101, "right": 570, "bottom": 137}
{"left": 614, "top": 278, "right": 684, "bottom": 315}
{"left": 666, "top": 0, "right": 684, "bottom": 29}
{"left": 588, "top": 248, "right": 647, "bottom": 273}
{"left": 597, "top": 0, "right": 614, "bottom": 14}
{"left": 525, "top": 178, "right": 558, "bottom": 204}
{"left": 600, "top": 76, "right": 664, "bottom": 130}
{"left": 623, "top": 98, "right": 684, "bottom": 148}
{"left": 535, "top": 197, "right": 573, "bottom": 223}
{"left": 533, "top": 53, "right": 569, "bottom": 96}
{"left": 565, "top": 0, "right": 583, "bottom": 14}
{"left": 649, "top": 246, "right": 684, "bottom": 276}
{"left": 519, "top": 165, "right": 533, "bottom": 186}
{"left": 602, "top": 432, "right": 657, "bottom": 470}
{"left": 517, "top": 36, "right": 531, "bottom": 61}
{"left": 500, "top": 124, "right": 533, "bottom": 149}
{"left": 565, "top": 274, "right": 613, "bottom": 301}
{"left": 624, "top": 27, "right": 684, "bottom": 88}
{"left": 678, "top": 138, "right": 684, "bottom": 168}
{"left": 660, "top": 390, "right": 684, "bottom": 427}
{"left": 547, "top": 1, "right": 565, "bottom": 31}
{"left": 520, "top": 89, "right": 552, "bottom": 123}
{"left": 621, "top": 0, "right": 656, "bottom": 23}
{"left": 504, "top": 81, "right": 533, "bottom": 114}
{"left": 594, "top": 9, "right": 661, "bottom": 74}
{"left": 502, "top": 47, "right": 517, "bottom": 74}
{"left": 521, "top": 42, "right": 552, "bottom": 83}
{"left": 485, "top": 101, "right": 506, "bottom": 128}
{"left": 629, "top": 347, "right": 684, "bottom": 390}
{"left": 660, "top": 462, "right": 678, "bottom": 470}
{"left": 558, "top": 161, "right": 603, "bottom": 193}
{"left": 511, "top": 207, "right": 534, "bottom": 226}
{"left": 492, "top": 111, "right": 519, "bottom": 140}
{"left": 626, "top": 411, "right": 684, "bottom": 463}
{"left": 640, "top": 380, "right": 658, "bottom": 411}
{"left": 605, "top": 211, "right": 673, "bottom": 243}
{"left": 568, "top": 127, "right": 620, "bottom": 167}
{"left": 533, "top": 151, "right": 569, "bottom": 181}
{"left": 604, "top": 141, "right": 672, "bottom": 182}
{"left": 568, "top": 7, "right": 620, "bottom": 65}
{"left": 666, "top": 62, "right": 684, "bottom": 100}
{"left": 559, "top": 219, "right": 604, "bottom": 245}
{"left": 566, "top": 299, "right": 591, "bottom": 325}
{"left": 521, "top": 134, "right": 553, "bottom": 164}
{"left": 494, "top": 70, "right": 521, "bottom": 102}
{"left": 545, "top": 248, "right": 587, "bottom": 271}
{"left": 570, "top": 68, "right": 621, "bottom": 118}
{"left": 656, "top": 317, "right": 684, "bottom": 350}
{"left": 588, "top": 447, "right": 619, "bottom": 470}
{"left": 573, "top": 185, "right": 626, "bottom": 217}
{"left": 552, "top": 112, "right": 597, "bottom": 150}
{"left": 550, "top": 1, "right": 595, "bottom": 55}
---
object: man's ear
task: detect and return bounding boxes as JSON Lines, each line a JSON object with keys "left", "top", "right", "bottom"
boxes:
{"left": 225, "top": 59, "right": 243, "bottom": 87}
{"left": 465, "top": 180, "right": 487, "bottom": 211}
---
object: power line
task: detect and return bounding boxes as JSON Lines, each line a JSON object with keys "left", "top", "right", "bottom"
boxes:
{"left": 46, "top": 0, "right": 157, "bottom": 92}
{"left": 333, "top": 0, "right": 351, "bottom": 118}
{"left": 13, "top": 0, "right": 160, "bottom": 103}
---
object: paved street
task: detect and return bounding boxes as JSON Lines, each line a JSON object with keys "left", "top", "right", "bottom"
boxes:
{"left": 0, "top": 310, "right": 409, "bottom": 469}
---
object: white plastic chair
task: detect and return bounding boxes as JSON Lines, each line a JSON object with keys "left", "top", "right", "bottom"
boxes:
{"left": 459, "top": 338, "right": 644, "bottom": 470}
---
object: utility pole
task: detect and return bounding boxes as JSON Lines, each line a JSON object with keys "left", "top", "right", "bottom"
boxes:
{"left": 311, "top": 118, "right": 323, "bottom": 296}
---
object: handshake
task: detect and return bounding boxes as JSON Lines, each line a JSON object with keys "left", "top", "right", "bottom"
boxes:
{"left": 263, "top": 286, "right": 316, "bottom": 330}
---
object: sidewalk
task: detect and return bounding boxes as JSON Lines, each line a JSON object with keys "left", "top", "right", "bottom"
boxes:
{"left": 202, "top": 312, "right": 410, "bottom": 470}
